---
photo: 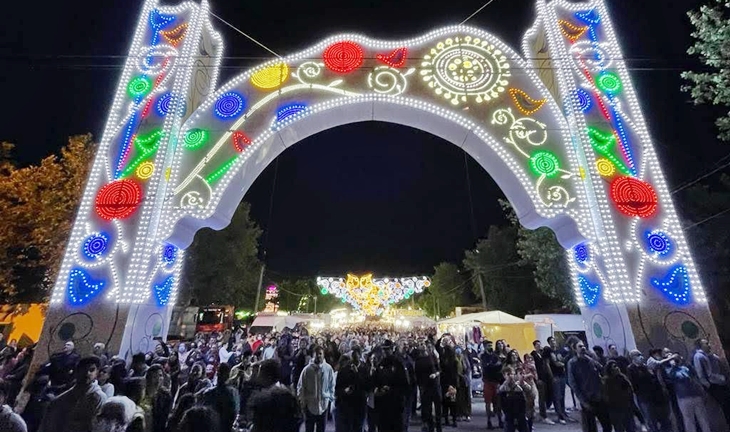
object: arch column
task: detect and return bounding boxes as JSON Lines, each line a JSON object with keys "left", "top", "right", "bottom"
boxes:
{"left": 534, "top": 0, "right": 724, "bottom": 357}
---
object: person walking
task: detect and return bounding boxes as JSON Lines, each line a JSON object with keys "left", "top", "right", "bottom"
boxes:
{"left": 439, "top": 343, "right": 459, "bottom": 428}
{"left": 415, "top": 340, "right": 442, "bottom": 432}
{"left": 567, "top": 341, "right": 611, "bottom": 432}
{"left": 335, "top": 350, "right": 368, "bottom": 432}
{"left": 373, "top": 340, "right": 409, "bottom": 432}
{"left": 298, "top": 345, "right": 335, "bottom": 432}
{"left": 480, "top": 340, "right": 504, "bottom": 430}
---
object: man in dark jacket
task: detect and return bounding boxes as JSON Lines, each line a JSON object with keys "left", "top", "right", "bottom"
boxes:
{"left": 201, "top": 362, "right": 239, "bottom": 432}
{"left": 373, "top": 340, "right": 409, "bottom": 432}
{"left": 627, "top": 350, "right": 671, "bottom": 432}
{"left": 335, "top": 348, "right": 368, "bottom": 432}
{"left": 415, "top": 340, "right": 442, "bottom": 432}
{"left": 530, "top": 340, "right": 554, "bottom": 425}
{"left": 567, "top": 341, "right": 610, "bottom": 432}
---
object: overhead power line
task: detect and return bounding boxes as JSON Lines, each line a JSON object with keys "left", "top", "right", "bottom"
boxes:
{"left": 209, "top": 11, "right": 282, "bottom": 58}
{"left": 684, "top": 207, "right": 730, "bottom": 230}
{"left": 461, "top": 0, "right": 500, "bottom": 25}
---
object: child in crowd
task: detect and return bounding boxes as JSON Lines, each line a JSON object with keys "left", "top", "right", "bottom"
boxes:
{"left": 498, "top": 366, "right": 529, "bottom": 432}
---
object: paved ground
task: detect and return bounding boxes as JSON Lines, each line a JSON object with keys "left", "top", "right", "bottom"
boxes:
{"left": 325, "top": 401, "right": 583, "bottom": 432}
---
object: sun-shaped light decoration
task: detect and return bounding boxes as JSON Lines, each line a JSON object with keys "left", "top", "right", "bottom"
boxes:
{"left": 420, "top": 36, "right": 511, "bottom": 106}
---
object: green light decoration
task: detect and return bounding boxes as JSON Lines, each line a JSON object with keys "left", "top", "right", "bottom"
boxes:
{"left": 529, "top": 150, "right": 561, "bottom": 178}
{"left": 321, "top": 288, "right": 328, "bottom": 295}
{"left": 204, "top": 155, "right": 239, "bottom": 185}
{"left": 120, "top": 129, "right": 164, "bottom": 178}
{"left": 586, "top": 126, "right": 631, "bottom": 175}
{"left": 595, "top": 71, "right": 622, "bottom": 95}
{"left": 127, "top": 76, "right": 153, "bottom": 99}
{"left": 182, "top": 128, "right": 209, "bottom": 150}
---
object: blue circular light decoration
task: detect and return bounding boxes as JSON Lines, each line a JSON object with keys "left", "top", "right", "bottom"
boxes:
{"left": 645, "top": 230, "right": 672, "bottom": 256}
{"left": 156, "top": 93, "right": 172, "bottom": 116}
{"left": 576, "top": 88, "right": 592, "bottom": 113}
{"left": 83, "top": 233, "right": 110, "bottom": 259}
{"left": 574, "top": 243, "right": 589, "bottom": 264}
{"left": 214, "top": 92, "right": 246, "bottom": 119}
{"left": 162, "top": 244, "right": 177, "bottom": 265}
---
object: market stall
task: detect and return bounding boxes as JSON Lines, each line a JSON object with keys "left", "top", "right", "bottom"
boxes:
{"left": 438, "top": 311, "right": 537, "bottom": 355}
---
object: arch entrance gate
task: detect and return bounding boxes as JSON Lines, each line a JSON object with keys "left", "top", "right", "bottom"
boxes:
{"left": 36, "top": 0, "right": 721, "bottom": 361}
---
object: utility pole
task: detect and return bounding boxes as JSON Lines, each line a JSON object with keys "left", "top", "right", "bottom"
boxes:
{"left": 253, "top": 262, "right": 266, "bottom": 314}
{"left": 476, "top": 273, "right": 487, "bottom": 309}
{"left": 314, "top": 295, "right": 318, "bottom": 315}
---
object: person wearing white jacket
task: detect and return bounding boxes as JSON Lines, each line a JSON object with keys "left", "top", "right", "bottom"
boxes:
{"left": 297, "top": 345, "right": 335, "bottom": 432}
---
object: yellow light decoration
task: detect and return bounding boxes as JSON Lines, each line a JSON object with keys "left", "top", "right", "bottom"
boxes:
{"left": 160, "top": 23, "right": 188, "bottom": 47}
{"left": 317, "top": 274, "right": 431, "bottom": 316}
{"left": 558, "top": 20, "right": 589, "bottom": 43}
{"left": 596, "top": 158, "right": 616, "bottom": 177}
{"left": 508, "top": 88, "right": 546, "bottom": 115}
{"left": 136, "top": 161, "right": 155, "bottom": 180}
{"left": 250, "top": 62, "right": 290, "bottom": 90}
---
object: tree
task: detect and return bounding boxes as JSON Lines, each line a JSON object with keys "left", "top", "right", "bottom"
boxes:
{"left": 0, "top": 135, "right": 96, "bottom": 303}
{"left": 416, "top": 262, "right": 466, "bottom": 318}
{"left": 181, "top": 201, "right": 263, "bottom": 308}
{"left": 678, "top": 176, "right": 730, "bottom": 347}
{"left": 682, "top": 0, "right": 730, "bottom": 140}
{"left": 499, "top": 200, "right": 576, "bottom": 310}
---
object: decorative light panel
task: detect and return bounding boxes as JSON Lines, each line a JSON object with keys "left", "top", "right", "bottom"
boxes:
{"left": 317, "top": 274, "right": 431, "bottom": 316}
{"left": 542, "top": 0, "right": 707, "bottom": 306}
{"left": 46, "top": 0, "right": 708, "bottom": 322}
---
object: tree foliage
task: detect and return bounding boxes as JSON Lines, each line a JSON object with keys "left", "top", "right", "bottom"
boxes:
{"left": 678, "top": 176, "right": 730, "bottom": 346}
{"left": 682, "top": 0, "right": 730, "bottom": 141}
{"left": 463, "top": 225, "right": 555, "bottom": 317}
{"left": 499, "top": 200, "right": 576, "bottom": 310}
{"left": 0, "top": 135, "right": 96, "bottom": 303}
{"left": 416, "top": 262, "right": 466, "bottom": 318}
{"left": 278, "top": 278, "right": 340, "bottom": 314}
{"left": 181, "top": 201, "right": 263, "bottom": 309}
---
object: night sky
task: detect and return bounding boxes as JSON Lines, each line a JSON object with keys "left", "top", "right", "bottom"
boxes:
{"left": 2, "top": 0, "right": 726, "bottom": 278}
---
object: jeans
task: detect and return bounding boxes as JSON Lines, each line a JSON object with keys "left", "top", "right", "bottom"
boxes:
{"left": 677, "top": 396, "right": 711, "bottom": 432}
{"left": 503, "top": 412, "right": 529, "bottom": 432}
{"left": 552, "top": 375, "right": 568, "bottom": 420}
{"left": 403, "top": 389, "right": 414, "bottom": 429}
{"left": 580, "top": 401, "right": 612, "bottom": 432}
{"left": 420, "top": 386, "right": 442, "bottom": 432}
{"left": 637, "top": 399, "right": 671, "bottom": 432}
{"left": 336, "top": 402, "right": 366, "bottom": 432}
{"left": 305, "top": 411, "right": 327, "bottom": 432}
{"left": 536, "top": 380, "right": 548, "bottom": 419}
{"left": 608, "top": 408, "right": 636, "bottom": 432}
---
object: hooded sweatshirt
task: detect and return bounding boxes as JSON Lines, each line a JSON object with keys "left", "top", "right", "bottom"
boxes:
{"left": 0, "top": 404, "right": 27, "bottom": 432}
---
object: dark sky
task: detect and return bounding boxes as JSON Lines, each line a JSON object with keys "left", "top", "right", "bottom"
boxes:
{"left": 2, "top": 0, "right": 726, "bottom": 278}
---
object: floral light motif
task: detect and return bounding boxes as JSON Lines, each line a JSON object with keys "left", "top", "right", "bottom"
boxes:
{"left": 421, "top": 36, "right": 510, "bottom": 105}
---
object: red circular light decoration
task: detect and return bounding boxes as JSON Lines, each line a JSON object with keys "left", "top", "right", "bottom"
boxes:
{"left": 95, "top": 179, "right": 143, "bottom": 220}
{"left": 323, "top": 41, "right": 364, "bottom": 74}
{"left": 610, "top": 176, "right": 658, "bottom": 218}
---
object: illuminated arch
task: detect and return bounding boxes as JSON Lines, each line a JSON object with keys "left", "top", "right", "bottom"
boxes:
{"left": 37, "top": 0, "right": 722, "bottom": 365}
{"left": 162, "top": 26, "right": 591, "bottom": 251}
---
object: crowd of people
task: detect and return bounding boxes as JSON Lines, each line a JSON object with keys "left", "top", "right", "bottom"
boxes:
{"left": 0, "top": 325, "right": 727, "bottom": 432}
